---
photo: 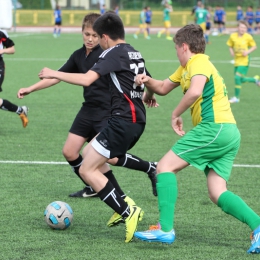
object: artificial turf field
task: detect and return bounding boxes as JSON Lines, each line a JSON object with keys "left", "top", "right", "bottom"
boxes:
{"left": 1, "top": 30, "right": 260, "bottom": 260}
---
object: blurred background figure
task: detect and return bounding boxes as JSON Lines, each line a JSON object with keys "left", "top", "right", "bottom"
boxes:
{"left": 114, "top": 5, "right": 119, "bottom": 15}
{"left": 134, "top": 7, "right": 150, "bottom": 40}
{"left": 145, "top": 6, "right": 152, "bottom": 37}
{"left": 100, "top": 4, "right": 106, "bottom": 15}
{"left": 245, "top": 6, "right": 254, "bottom": 34}
{"left": 157, "top": 2, "right": 173, "bottom": 40}
{"left": 53, "top": 4, "right": 62, "bottom": 38}
{"left": 255, "top": 6, "right": 260, "bottom": 33}
{"left": 236, "top": 6, "right": 244, "bottom": 21}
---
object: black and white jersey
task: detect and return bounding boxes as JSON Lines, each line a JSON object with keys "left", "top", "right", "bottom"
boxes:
{"left": 58, "top": 44, "right": 111, "bottom": 120}
{"left": 0, "top": 29, "right": 14, "bottom": 62}
{"left": 91, "top": 43, "right": 147, "bottom": 124}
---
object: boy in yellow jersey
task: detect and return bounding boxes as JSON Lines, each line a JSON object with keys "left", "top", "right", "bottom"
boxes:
{"left": 157, "top": 3, "right": 172, "bottom": 40}
{"left": 227, "top": 20, "right": 259, "bottom": 103}
{"left": 134, "top": 24, "right": 260, "bottom": 254}
{"left": 133, "top": 7, "right": 150, "bottom": 40}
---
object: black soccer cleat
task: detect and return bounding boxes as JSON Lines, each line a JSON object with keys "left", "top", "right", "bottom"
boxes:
{"left": 69, "top": 186, "right": 98, "bottom": 198}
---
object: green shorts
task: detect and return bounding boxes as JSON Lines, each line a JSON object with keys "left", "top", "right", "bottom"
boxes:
{"left": 235, "top": 66, "right": 248, "bottom": 76}
{"left": 172, "top": 122, "right": 241, "bottom": 181}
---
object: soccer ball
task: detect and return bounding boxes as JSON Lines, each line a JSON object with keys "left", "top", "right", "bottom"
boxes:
{"left": 44, "top": 201, "right": 73, "bottom": 230}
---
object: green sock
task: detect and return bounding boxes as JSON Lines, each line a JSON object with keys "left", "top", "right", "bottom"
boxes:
{"left": 241, "top": 77, "right": 257, "bottom": 83}
{"left": 218, "top": 191, "right": 260, "bottom": 230}
{"left": 234, "top": 86, "right": 241, "bottom": 98}
{"left": 157, "top": 172, "right": 178, "bottom": 232}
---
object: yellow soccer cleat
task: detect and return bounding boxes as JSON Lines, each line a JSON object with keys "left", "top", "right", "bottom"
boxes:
{"left": 107, "top": 196, "right": 135, "bottom": 227}
{"left": 125, "top": 205, "right": 144, "bottom": 243}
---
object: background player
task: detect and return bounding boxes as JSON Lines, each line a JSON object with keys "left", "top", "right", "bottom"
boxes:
{"left": 227, "top": 21, "right": 259, "bottom": 104}
{"left": 38, "top": 12, "right": 158, "bottom": 243}
{"left": 133, "top": 7, "right": 149, "bottom": 40}
{"left": 17, "top": 13, "right": 158, "bottom": 198}
{"left": 0, "top": 29, "right": 28, "bottom": 127}
{"left": 157, "top": 3, "right": 173, "bottom": 40}
{"left": 133, "top": 24, "right": 260, "bottom": 254}
{"left": 53, "top": 4, "right": 62, "bottom": 38}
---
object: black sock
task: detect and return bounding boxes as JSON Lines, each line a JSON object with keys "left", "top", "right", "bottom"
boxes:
{"left": 98, "top": 180, "right": 130, "bottom": 218}
{"left": 104, "top": 170, "right": 125, "bottom": 198}
{"left": 0, "top": 99, "right": 22, "bottom": 114}
{"left": 67, "top": 154, "right": 88, "bottom": 185}
{"left": 116, "top": 153, "right": 150, "bottom": 172}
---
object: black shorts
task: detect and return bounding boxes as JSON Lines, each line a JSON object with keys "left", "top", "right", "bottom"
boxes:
{"left": 55, "top": 21, "right": 62, "bottom": 26}
{"left": 69, "top": 106, "right": 109, "bottom": 141}
{"left": 206, "top": 22, "right": 211, "bottom": 30}
{"left": 93, "top": 117, "right": 145, "bottom": 159}
{"left": 214, "top": 20, "right": 224, "bottom": 25}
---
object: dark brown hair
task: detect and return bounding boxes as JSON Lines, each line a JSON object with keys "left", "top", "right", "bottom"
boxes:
{"left": 82, "top": 13, "right": 101, "bottom": 31}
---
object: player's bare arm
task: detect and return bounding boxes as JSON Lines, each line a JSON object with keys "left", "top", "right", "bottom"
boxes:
{"left": 171, "top": 75, "right": 206, "bottom": 135}
{"left": 0, "top": 46, "right": 15, "bottom": 55}
{"left": 135, "top": 74, "right": 178, "bottom": 95}
{"left": 242, "top": 45, "right": 257, "bottom": 56}
{"left": 17, "top": 78, "right": 60, "bottom": 98}
{"left": 39, "top": 68, "right": 100, "bottom": 87}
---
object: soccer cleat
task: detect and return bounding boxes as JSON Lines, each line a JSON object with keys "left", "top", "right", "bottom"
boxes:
{"left": 146, "top": 36, "right": 151, "bottom": 40}
{"left": 166, "top": 36, "right": 172, "bottom": 40}
{"left": 69, "top": 185, "right": 98, "bottom": 198}
{"left": 125, "top": 205, "right": 144, "bottom": 243}
{"left": 134, "top": 224, "right": 175, "bottom": 244}
{"left": 254, "top": 75, "right": 259, "bottom": 85}
{"left": 19, "top": 106, "right": 29, "bottom": 128}
{"left": 147, "top": 162, "right": 158, "bottom": 196}
{"left": 107, "top": 196, "right": 136, "bottom": 227}
{"left": 229, "top": 96, "right": 240, "bottom": 103}
{"left": 157, "top": 32, "right": 161, "bottom": 38}
{"left": 247, "top": 225, "right": 260, "bottom": 254}
{"left": 133, "top": 34, "right": 138, "bottom": 39}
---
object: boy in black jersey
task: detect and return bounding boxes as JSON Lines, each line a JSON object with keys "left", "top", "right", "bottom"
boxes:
{"left": 0, "top": 29, "right": 28, "bottom": 127}
{"left": 18, "top": 14, "right": 157, "bottom": 198}
{"left": 38, "top": 12, "right": 157, "bottom": 243}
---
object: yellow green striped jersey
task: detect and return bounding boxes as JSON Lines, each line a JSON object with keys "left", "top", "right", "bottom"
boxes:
{"left": 169, "top": 54, "right": 236, "bottom": 126}
{"left": 226, "top": 32, "right": 256, "bottom": 66}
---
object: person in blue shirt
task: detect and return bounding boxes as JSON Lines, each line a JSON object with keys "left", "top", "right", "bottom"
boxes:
{"left": 100, "top": 4, "right": 106, "bottom": 15}
{"left": 245, "top": 6, "right": 254, "bottom": 34}
{"left": 236, "top": 6, "right": 244, "bottom": 21}
{"left": 145, "top": 6, "right": 152, "bottom": 37}
{"left": 214, "top": 6, "right": 225, "bottom": 34}
{"left": 53, "top": 4, "right": 62, "bottom": 38}
{"left": 114, "top": 5, "right": 119, "bottom": 16}
{"left": 255, "top": 6, "right": 260, "bottom": 33}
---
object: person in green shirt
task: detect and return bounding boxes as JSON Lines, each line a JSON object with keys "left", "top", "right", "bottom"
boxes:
{"left": 157, "top": 3, "right": 173, "bottom": 40}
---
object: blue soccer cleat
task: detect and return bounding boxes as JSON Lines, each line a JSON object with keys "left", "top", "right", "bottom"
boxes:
{"left": 134, "top": 224, "right": 175, "bottom": 244}
{"left": 247, "top": 225, "right": 260, "bottom": 254}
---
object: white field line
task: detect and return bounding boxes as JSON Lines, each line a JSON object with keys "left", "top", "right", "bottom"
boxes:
{"left": 0, "top": 160, "right": 259, "bottom": 168}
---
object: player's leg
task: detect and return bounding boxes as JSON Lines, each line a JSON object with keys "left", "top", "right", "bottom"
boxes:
{"left": 0, "top": 98, "right": 28, "bottom": 127}
{"left": 0, "top": 61, "right": 5, "bottom": 92}
{"left": 134, "top": 24, "right": 142, "bottom": 39}
{"left": 165, "top": 21, "right": 172, "bottom": 40}
{"left": 82, "top": 119, "right": 145, "bottom": 242}
{"left": 229, "top": 66, "right": 244, "bottom": 103}
{"left": 134, "top": 150, "right": 187, "bottom": 243}
{"left": 108, "top": 155, "right": 157, "bottom": 196}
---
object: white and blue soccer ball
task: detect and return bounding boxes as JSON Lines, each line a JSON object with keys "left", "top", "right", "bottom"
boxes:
{"left": 44, "top": 201, "right": 73, "bottom": 230}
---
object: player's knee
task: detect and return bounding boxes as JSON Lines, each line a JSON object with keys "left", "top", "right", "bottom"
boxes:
{"left": 62, "top": 145, "right": 77, "bottom": 161}
{"left": 235, "top": 74, "right": 242, "bottom": 85}
{"left": 156, "top": 161, "right": 179, "bottom": 174}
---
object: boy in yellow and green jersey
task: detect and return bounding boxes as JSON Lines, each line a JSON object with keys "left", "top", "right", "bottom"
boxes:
{"left": 134, "top": 24, "right": 260, "bottom": 254}
{"left": 227, "top": 20, "right": 259, "bottom": 103}
{"left": 134, "top": 7, "right": 150, "bottom": 40}
{"left": 157, "top": 3, "right": 172, "bottom": 40}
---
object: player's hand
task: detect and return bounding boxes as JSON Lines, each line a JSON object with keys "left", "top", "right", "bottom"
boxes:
{"left": 17, "top": 88, "right": 31, "bottom": 98}
{"left": 142, "top": 91, "right": 159, "bottom": 108}
{"left": 38, "top": 67, "right": 55, "bottom": 79}
{"left": 242, "top": 51, "right": 248, "bottom": 57}
{"left": 135, "top": 74, "right": 150, "bottom": 85}
{"left": 171, "top": 116, "right": 185, "bottom": 136}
